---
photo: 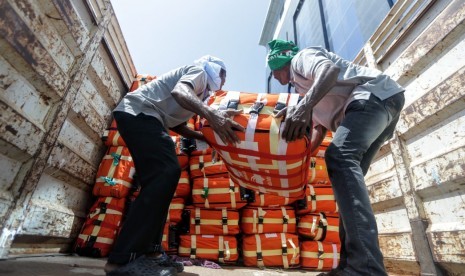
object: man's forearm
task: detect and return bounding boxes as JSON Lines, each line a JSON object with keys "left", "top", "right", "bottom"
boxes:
{"left": 171, "top": 83, "right": 214, "bottom": 121}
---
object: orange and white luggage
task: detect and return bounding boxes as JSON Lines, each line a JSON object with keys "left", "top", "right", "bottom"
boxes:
{"left": 93, "top": 146, "right": 135, "bottom": 198}
{"left": 247, "top": 190, "right": 300, "bottom": 208}
{"left": 308, "top": 157, "right": 331, "bottom": 185}
{"left": 102, "top": 120, "right": 126, "bottom": 147}
{"left": 300, "top": 241, "right": 340, "bottom": 271}
{"left": 241, "top": 207, "right": 296, "bottom": 234}
{"left": 74, "top": 197, "right": 126, "bottom": 257}
{"left": 178, "top": 234, "right": 238, "bottom": 263}
{"left": 242, "top": 233, "right": 300, "bottom": 268}
{"left": 297, "top": 213, "right": 340, "bottom": 243}
{"left": 167, "top": 197, "right": 185, "bottom": 223}
{"left": 192, "top": 177, "right": 248, "bottom": 209}
{"left": 201, "top": 91, "right": 311, "bottom": 198}
{"left": 189, "top": 154, "right": 229, "bottom": 179}
{"left": 295, "top": 184, "right": 338, "bottom": 215}
{"left": 181, "top": 206, "right": 240, "bottom": 235}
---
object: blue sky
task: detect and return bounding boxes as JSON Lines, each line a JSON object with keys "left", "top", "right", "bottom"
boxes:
{"left": 112, "top": 1, "right": 270, "bottom": 93}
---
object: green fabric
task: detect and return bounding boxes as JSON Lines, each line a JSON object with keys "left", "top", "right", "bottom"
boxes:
{"left": 267, "top": 39, "right": 299, "bottom": 70}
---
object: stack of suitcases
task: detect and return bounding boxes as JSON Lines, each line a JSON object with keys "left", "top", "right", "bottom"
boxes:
{"left": 74, "top": 78, "right": 341, "bottom": 273}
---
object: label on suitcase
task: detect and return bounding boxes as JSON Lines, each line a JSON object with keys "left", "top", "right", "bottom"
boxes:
{"left": 241, "top": 207, "right": 296, "bottom": 234}
{"left": 242, "top": 233, "right": 300, "bottom": 268}
{"left": 201, "top": 91, "right": 311, "bottom": 198}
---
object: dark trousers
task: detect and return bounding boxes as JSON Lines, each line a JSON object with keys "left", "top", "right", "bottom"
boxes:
{"left": 325, "top": 92, "right": 405, "bottom": 275}
{"left": 108, "top": 112, "right": 181, "bottom": 264}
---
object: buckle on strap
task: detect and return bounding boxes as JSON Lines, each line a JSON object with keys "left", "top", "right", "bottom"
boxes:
{"left": 227, "top": 99, "right": 239, "bottom": 110}
{"left": 249, "top": 102, "right": 264, "bottom": 115}
{"left": 273, "top": 102, "right": 286, "bottom": 114}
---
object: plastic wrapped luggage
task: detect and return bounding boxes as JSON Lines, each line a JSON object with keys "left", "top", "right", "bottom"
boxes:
{"left": 74, "top": 197, "right": 126, "bottom": 257}
{"left": 201, "top": 91, "right": 312, "bottom": 198}
{"left": 295, "top": 184, "right": 338, "bottom": 215}
{"left": 178, "top": 234, "right": 238, "bottom": 263}
{"left": 192, "top": 177, "right": 248, "bottom": 209}
{"left": 297, "top": 213, "right": 340, "bottom": 243}
{"left": 300, "top": 241, "right": 340, "bottom": 271}
{"left": 93, "top": 146, "right": 135, "bottom": 198}
{"left": 180, "top": 206, "right": 240, "bottom": 235}
{"left": 241, "top": 207, "right": 296, "bottom": 234}
{"left": 242, "top": 233, "right": 300, "bottom": 268}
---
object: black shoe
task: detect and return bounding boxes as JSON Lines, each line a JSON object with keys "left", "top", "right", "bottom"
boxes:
{"left": 147, "top": 253, "right": 184, "bottom": 273}
{"left": 106, "top": 256, "right": 177, "bottom": 276}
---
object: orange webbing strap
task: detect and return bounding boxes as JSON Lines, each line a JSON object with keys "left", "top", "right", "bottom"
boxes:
{"left": 190, "top": 235, "right": 197, "bottom": 259}
{"left": 222, "top": 208, "right": 228, "bottom": 235}
{"left": 255, "top": 234, "right": 265, "bottom": 268}
{"left": 281, "top": 207, "right": 289, "bottom": 233}
{"left": 228, "top": 178, "right": 237, "bottom": 209}
{"left": 280, "top": 233, "right": 289, "bottom": 268}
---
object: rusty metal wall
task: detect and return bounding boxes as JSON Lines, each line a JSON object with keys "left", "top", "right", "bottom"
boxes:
{"left": 263, "top": 0, "right": 465, "bottom": 275}
{"left": 0, "top": 0, "right": 135, "bottom": 257}
{"left": 360, "top": 0, "right": 465, "bottom": 275}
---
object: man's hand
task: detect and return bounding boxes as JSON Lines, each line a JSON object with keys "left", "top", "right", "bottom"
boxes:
{"left": 207, "top": 109, "right": 244, "bottom": 144}
{"left": 275, "top": 105, "right": 312, "bottom": 142}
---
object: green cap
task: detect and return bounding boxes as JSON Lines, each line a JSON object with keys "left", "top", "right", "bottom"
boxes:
{"left": 267, "top": 39, "right": 299, "bottom": 70}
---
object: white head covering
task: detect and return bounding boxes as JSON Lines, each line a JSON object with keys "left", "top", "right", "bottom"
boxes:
{"left": 194, "top": 55, "right": 226, "bottom": 91}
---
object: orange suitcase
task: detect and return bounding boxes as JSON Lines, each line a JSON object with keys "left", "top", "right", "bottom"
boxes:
{"left": 247, "top": 190, "right": 300, "bottom": 208}
{"left": 242, "top": 233, "right": 300, "bottom": 268}
{"left": 93, "top": 146, "right": 135, "bottom": 198}
{"left": 297, "top": 213, "right": 340, "bottom": 243}
{"left": 201, "top": 91, "right": 311, "bottom": 198}
{"left": 173, "top": 170, "right": 190, "bottom": 199}
{"left": 300, "top": 241, "right": 341, "bottom": 271}
{"left": 102, "top": 120, "right": 126, "bottom": 147}
{"left": 296, "top": 184, "right": 338, "bottom": 215}
{"left": 178, "top": 235, "right": 238, "bottom": 264}
{"left": 308, "top": 157, "right": 331, "bottom": 185}
{"left": 75, "top": 197, "right": 126, "bottom": 257}
{"left": 189, "top": 154, "right": 229, "bottom": 179}
{"left": 241, "top": 207, "right": 296, "bottom": 234}
{"left": 166, "top": 197, "right": 185, "bottom": 224}
{"left": 180, "top": 206, "right": 240, "bottom": 235}
{"left": 162, "top": 223, "right": 179, "bottom": 255}
{"left": 192, "top": 177, "right": 248, "bottom": 209}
